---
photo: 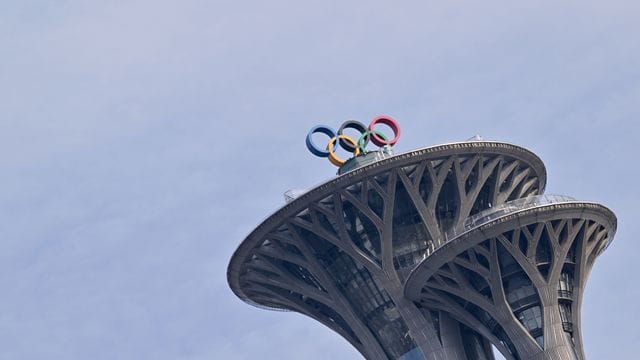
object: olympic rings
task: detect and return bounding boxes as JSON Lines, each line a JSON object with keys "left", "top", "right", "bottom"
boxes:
{"left": 358, "top": 130, "right": 388, "bottom": 152}
{"left": 369, "top": 116, "right": 401, "bottom": 147}
{"left": 337, "top": 120, "right": 367, "bottom": 152}
{"left": 306, "top": 125, "right": 336, "bottom": 157}
{"left": 328, "top": 135, "right": 360, "bottom": 166}
{"left": 306, "top": 115, "right": 401, "bottom": 167}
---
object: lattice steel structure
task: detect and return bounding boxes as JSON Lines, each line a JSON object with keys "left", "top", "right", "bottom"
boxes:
{"left": 227, "top": 141, "right": 616, "bottom": 360}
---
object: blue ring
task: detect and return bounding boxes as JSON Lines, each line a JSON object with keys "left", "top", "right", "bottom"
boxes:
{"left": 306, "top": 125, "right": 336, "bottom": 157}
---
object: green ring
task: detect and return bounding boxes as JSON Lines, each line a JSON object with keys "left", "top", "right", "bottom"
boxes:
{"left": 358, "top": 130, "right": 388, "bottom": 154}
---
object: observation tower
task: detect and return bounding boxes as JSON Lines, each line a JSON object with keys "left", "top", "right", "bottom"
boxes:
{"left": 227, "top": 116, "right": 617, "bottom": 360}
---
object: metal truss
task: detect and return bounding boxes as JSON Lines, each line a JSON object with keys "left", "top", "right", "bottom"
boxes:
{"left": 229, "top": 139, "right": 618, "bottom": 359}
{"left": 406, "top": 201, "right": 616, "bottom": 360}
{"left": 228, "top": 142, "right": 550, "bottom": 360}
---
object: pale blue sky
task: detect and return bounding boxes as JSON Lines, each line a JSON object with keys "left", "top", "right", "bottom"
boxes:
{"left": 1, "top": 1, "right": 639, "bottom": 359}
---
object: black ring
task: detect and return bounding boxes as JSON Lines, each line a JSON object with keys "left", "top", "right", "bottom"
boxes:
{"left": 337, "top": 120, "right": 367, "bottom": 152}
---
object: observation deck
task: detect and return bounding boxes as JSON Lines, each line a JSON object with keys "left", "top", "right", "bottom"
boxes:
{"left": 228, "top": 140, "right": 554, "bottom": 360}
{"left": 405, "top": 196, "right": 616, "bottom": 360}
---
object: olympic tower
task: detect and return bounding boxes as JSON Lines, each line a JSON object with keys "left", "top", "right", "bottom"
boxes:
{"left": 227, "top": 116, "right": 617, "bottom": 360}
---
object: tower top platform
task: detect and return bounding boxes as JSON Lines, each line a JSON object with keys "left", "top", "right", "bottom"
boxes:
{"left": 228, "top": 140, "right": 547, "bottom": 310}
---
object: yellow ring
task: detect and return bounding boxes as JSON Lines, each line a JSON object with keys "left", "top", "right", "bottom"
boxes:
{"left": 327, "top": 135, "right": 360, "bottom": 166}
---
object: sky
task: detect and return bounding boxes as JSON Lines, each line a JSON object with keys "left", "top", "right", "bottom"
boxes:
{"left": 1, "top": 1, "right": 639, "bottom": 359}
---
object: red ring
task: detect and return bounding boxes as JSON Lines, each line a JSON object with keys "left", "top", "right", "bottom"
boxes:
{"left": 368, "top": 115, "right": 401, "bottom": 147}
